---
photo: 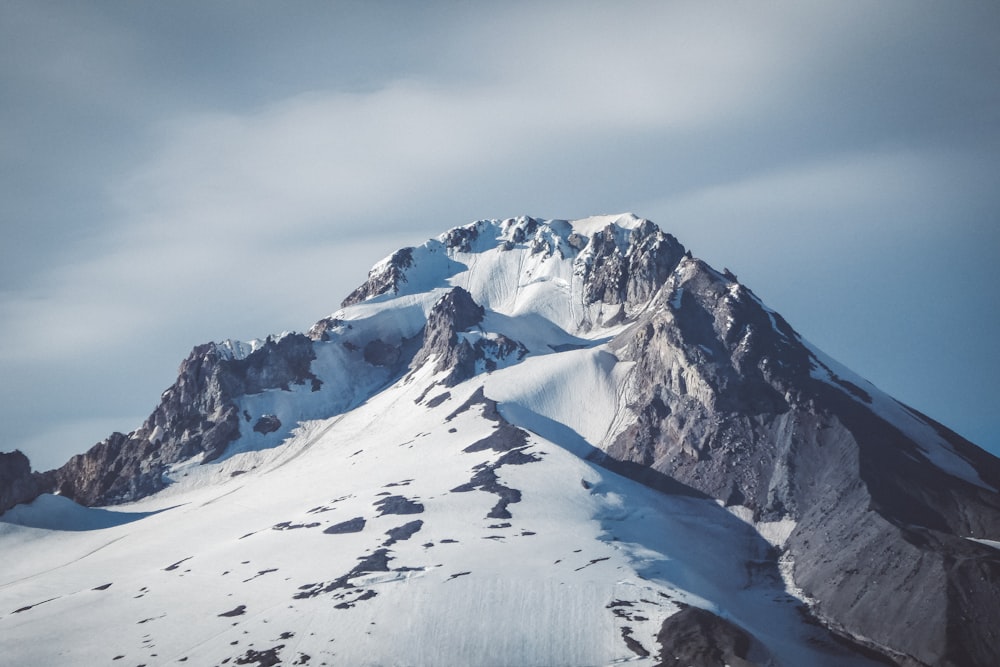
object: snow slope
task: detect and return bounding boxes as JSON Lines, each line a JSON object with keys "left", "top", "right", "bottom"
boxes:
{"left": 1, "top": 363, "right": 878, "bottom": 666}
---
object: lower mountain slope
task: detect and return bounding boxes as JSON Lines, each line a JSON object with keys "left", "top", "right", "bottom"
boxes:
{"left": 1, "top": 366, "right": 885, "bottom": 667}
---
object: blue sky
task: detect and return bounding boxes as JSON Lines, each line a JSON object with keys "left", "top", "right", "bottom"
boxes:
{"left": 1, "top": 1, "right": 998, "bottom": 469}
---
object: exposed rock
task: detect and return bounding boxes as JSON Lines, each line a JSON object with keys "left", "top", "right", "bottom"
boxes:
{"left": 42, "top": 334, "right": 320, "bottom": 506}
{"left": 443, "top": 223, "right": 480, "bottom": 252}
{"left": 252, "top": 415, "right": 282, "bottom": 435}
{"left": 655, "top": 606, "right": 762, "bottom": 667}
{"left": 383, "top": 520, "right": 424, "bottom": 546}
{"left": 0, "top": 451, "right": 45, "bottom": 514}
{"left": 341, "top": 247, "right": 414, "bottom": 307}
{"left": 410, "top": 287, "right": 484, "bottom": 386}
{"left": 323, "top": 517, "right": 366, "bottom": 534}
{"left": 575, "top": 220, "right": 686, "bottom": 311}
{"left": 604, "top": 256, "right": 1000, "bottom": 667}
{"left": 373, "top": 495, "right": 424, "bottom": 516}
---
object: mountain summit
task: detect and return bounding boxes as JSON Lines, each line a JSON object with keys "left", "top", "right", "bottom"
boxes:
{"left": 2, "top": 214, "right": 998, "bottom": 666}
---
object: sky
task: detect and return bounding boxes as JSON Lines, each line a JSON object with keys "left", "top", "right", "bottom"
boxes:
{"left": 1, "top": 1, "right": 998, "bottom": 471}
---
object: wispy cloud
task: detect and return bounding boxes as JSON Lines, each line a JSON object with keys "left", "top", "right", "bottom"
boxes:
{"left": 1, "top": 1, "right": 998, "bottom": 465}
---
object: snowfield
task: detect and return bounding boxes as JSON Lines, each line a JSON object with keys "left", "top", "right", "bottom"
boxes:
{"left": 1, "top": 372, "right": 880, "bottom": 667}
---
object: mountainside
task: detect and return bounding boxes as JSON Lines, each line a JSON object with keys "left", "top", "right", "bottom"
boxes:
{"left": 2, "top": 214, "right": 998, "bottom": 667}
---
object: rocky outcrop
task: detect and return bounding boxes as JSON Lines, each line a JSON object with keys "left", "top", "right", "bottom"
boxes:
{"left": 408, "top": 286, "right": 528, "bottom": 387}
{"left": 410, "top": 287, "right": 485, "bottom": 386}
{"left": 43, "top": 333, "right": 321, "bottom": 506}
{"left": 576, "top": 219, "right": 686, "bottom": 312}
{"left": 0, "top": 451, "right": 45, "bottom": 514}
{"left": 656, "top": 606, "right": 763, "bottom": 667}
{"left": 341, "top": 247, "right": 414, "bottom": 307}
{"left": 605, "top": 256, "right": 1000, "bottom": 667}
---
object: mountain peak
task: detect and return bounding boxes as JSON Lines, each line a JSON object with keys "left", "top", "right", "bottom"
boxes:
{"left": 3, "top": 214, "right": 998, "bottom": 667}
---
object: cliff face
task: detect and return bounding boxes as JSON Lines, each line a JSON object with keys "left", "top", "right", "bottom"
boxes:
{"left": 45, "top": 334, "right": 320, "bottom": 506}
{"left": 0, "top": 451, "right": 44, "bottom": 515}
{"left": 603, "top": 254, "right": 1000, "bottom": 667}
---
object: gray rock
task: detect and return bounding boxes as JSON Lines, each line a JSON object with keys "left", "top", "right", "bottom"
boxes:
{"left": 0, "top": 450, "right": 45, "bottom": 514}
{"left": 341, "top": 247, "right": 414, "bottom": 307}
{"left": 603, "top": 255, "right": 1000, "bottom": 667}
{"left": 409, "top": 287, "right": 484, "bottom": 386}
{"left": 656, "top": 606, "right": 763, "bottom": 667}
{"left": 42, "top": 333, "right": 321, "bottom": 506}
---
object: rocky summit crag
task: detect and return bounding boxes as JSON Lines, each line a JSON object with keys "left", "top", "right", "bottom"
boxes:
{"left": 2, "top": 214, "right": 998, "bottom": 667}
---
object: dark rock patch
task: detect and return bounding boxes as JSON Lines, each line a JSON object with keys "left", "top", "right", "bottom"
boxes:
{"left": 93, "top": 583, "right": 113, "bottom": 591}
{"left": 620, "top": 626, "right": 649, "bottom": 658}
{"left": 164, "top": 557, "right": 192, "bottom": 572}
{"left": 242, "top": 569, "right": 278, "bottom": 583}
{"left": 234, "top": 645, "right": 284, "bottom": 667}
{"left": 425, "top": 392, "right": 451, "bottom": 408}
{"left": 463, "top": 423, "right": 530, "bottom": 454}
{"left": 445, "top": 386, "right": 500, "bottom": 422}
{"left": 657, "top": 606, "right": 760, "bottom": 667}
{"left": 334, "top": 589, "right": 378, "bottom": 610}
{"left": 294, "top": 549, "right": 393, "bottom": 601}
{"left": 383, "top": 479, "right": 413, "bottom": 488}
{"left": 353, "top": 549, "right": 391, "bottom": 574}
{"left": 374, "top": 495, "right": 424, "bottom": 516}
{"left": 575, "top": 557, "right": 610, "bottom": 572}
{"left": 218, "top": 605, "right": 247, "bottom": 617}
{"left": 447, "top": 572, "right": 471, "bottom": 581}
{"left": 252, "top": 415, "right": 282, "bottom": 435}
{"left": 12, "top": 597, "right": 58, "bottom": 614}
{"left": 323, "top": 517, "right": 366, "bottom": 534}
{"left": 272, "top": 521, "right": 321, "bottom": 531}
{"left": 383, "top": 520, "right": 423, "bottom": 546}
{"left": 452, "top": 461, "right": 525, "bottom": 520}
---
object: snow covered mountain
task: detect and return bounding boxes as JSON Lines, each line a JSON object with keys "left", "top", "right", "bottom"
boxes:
{"left": 2, "top": 213, "right": 998, "bottom": 667}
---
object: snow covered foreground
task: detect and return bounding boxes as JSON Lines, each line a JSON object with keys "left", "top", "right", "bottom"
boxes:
{"left": 3, "top": 371, "right": 876, "bottom": 667}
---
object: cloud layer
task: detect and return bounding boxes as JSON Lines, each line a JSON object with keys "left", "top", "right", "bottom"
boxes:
{"left": 2, "top": 1, "right": 998, "bottom": 468}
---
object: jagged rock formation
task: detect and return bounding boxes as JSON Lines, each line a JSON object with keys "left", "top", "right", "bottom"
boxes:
{"left": 2, "top": 213, "right": 998, "bottom": 667}
{"left": 43, "top": 333, "right": 321, "bottom": 505}
{"left": 341, "top": 247, "right": 414, "bottom": 307}
{"left": 0, "top": 451, "right": 44, "bottom": 515}
{"left": 410, "top": 286, "right": 485, "bottom": 385}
